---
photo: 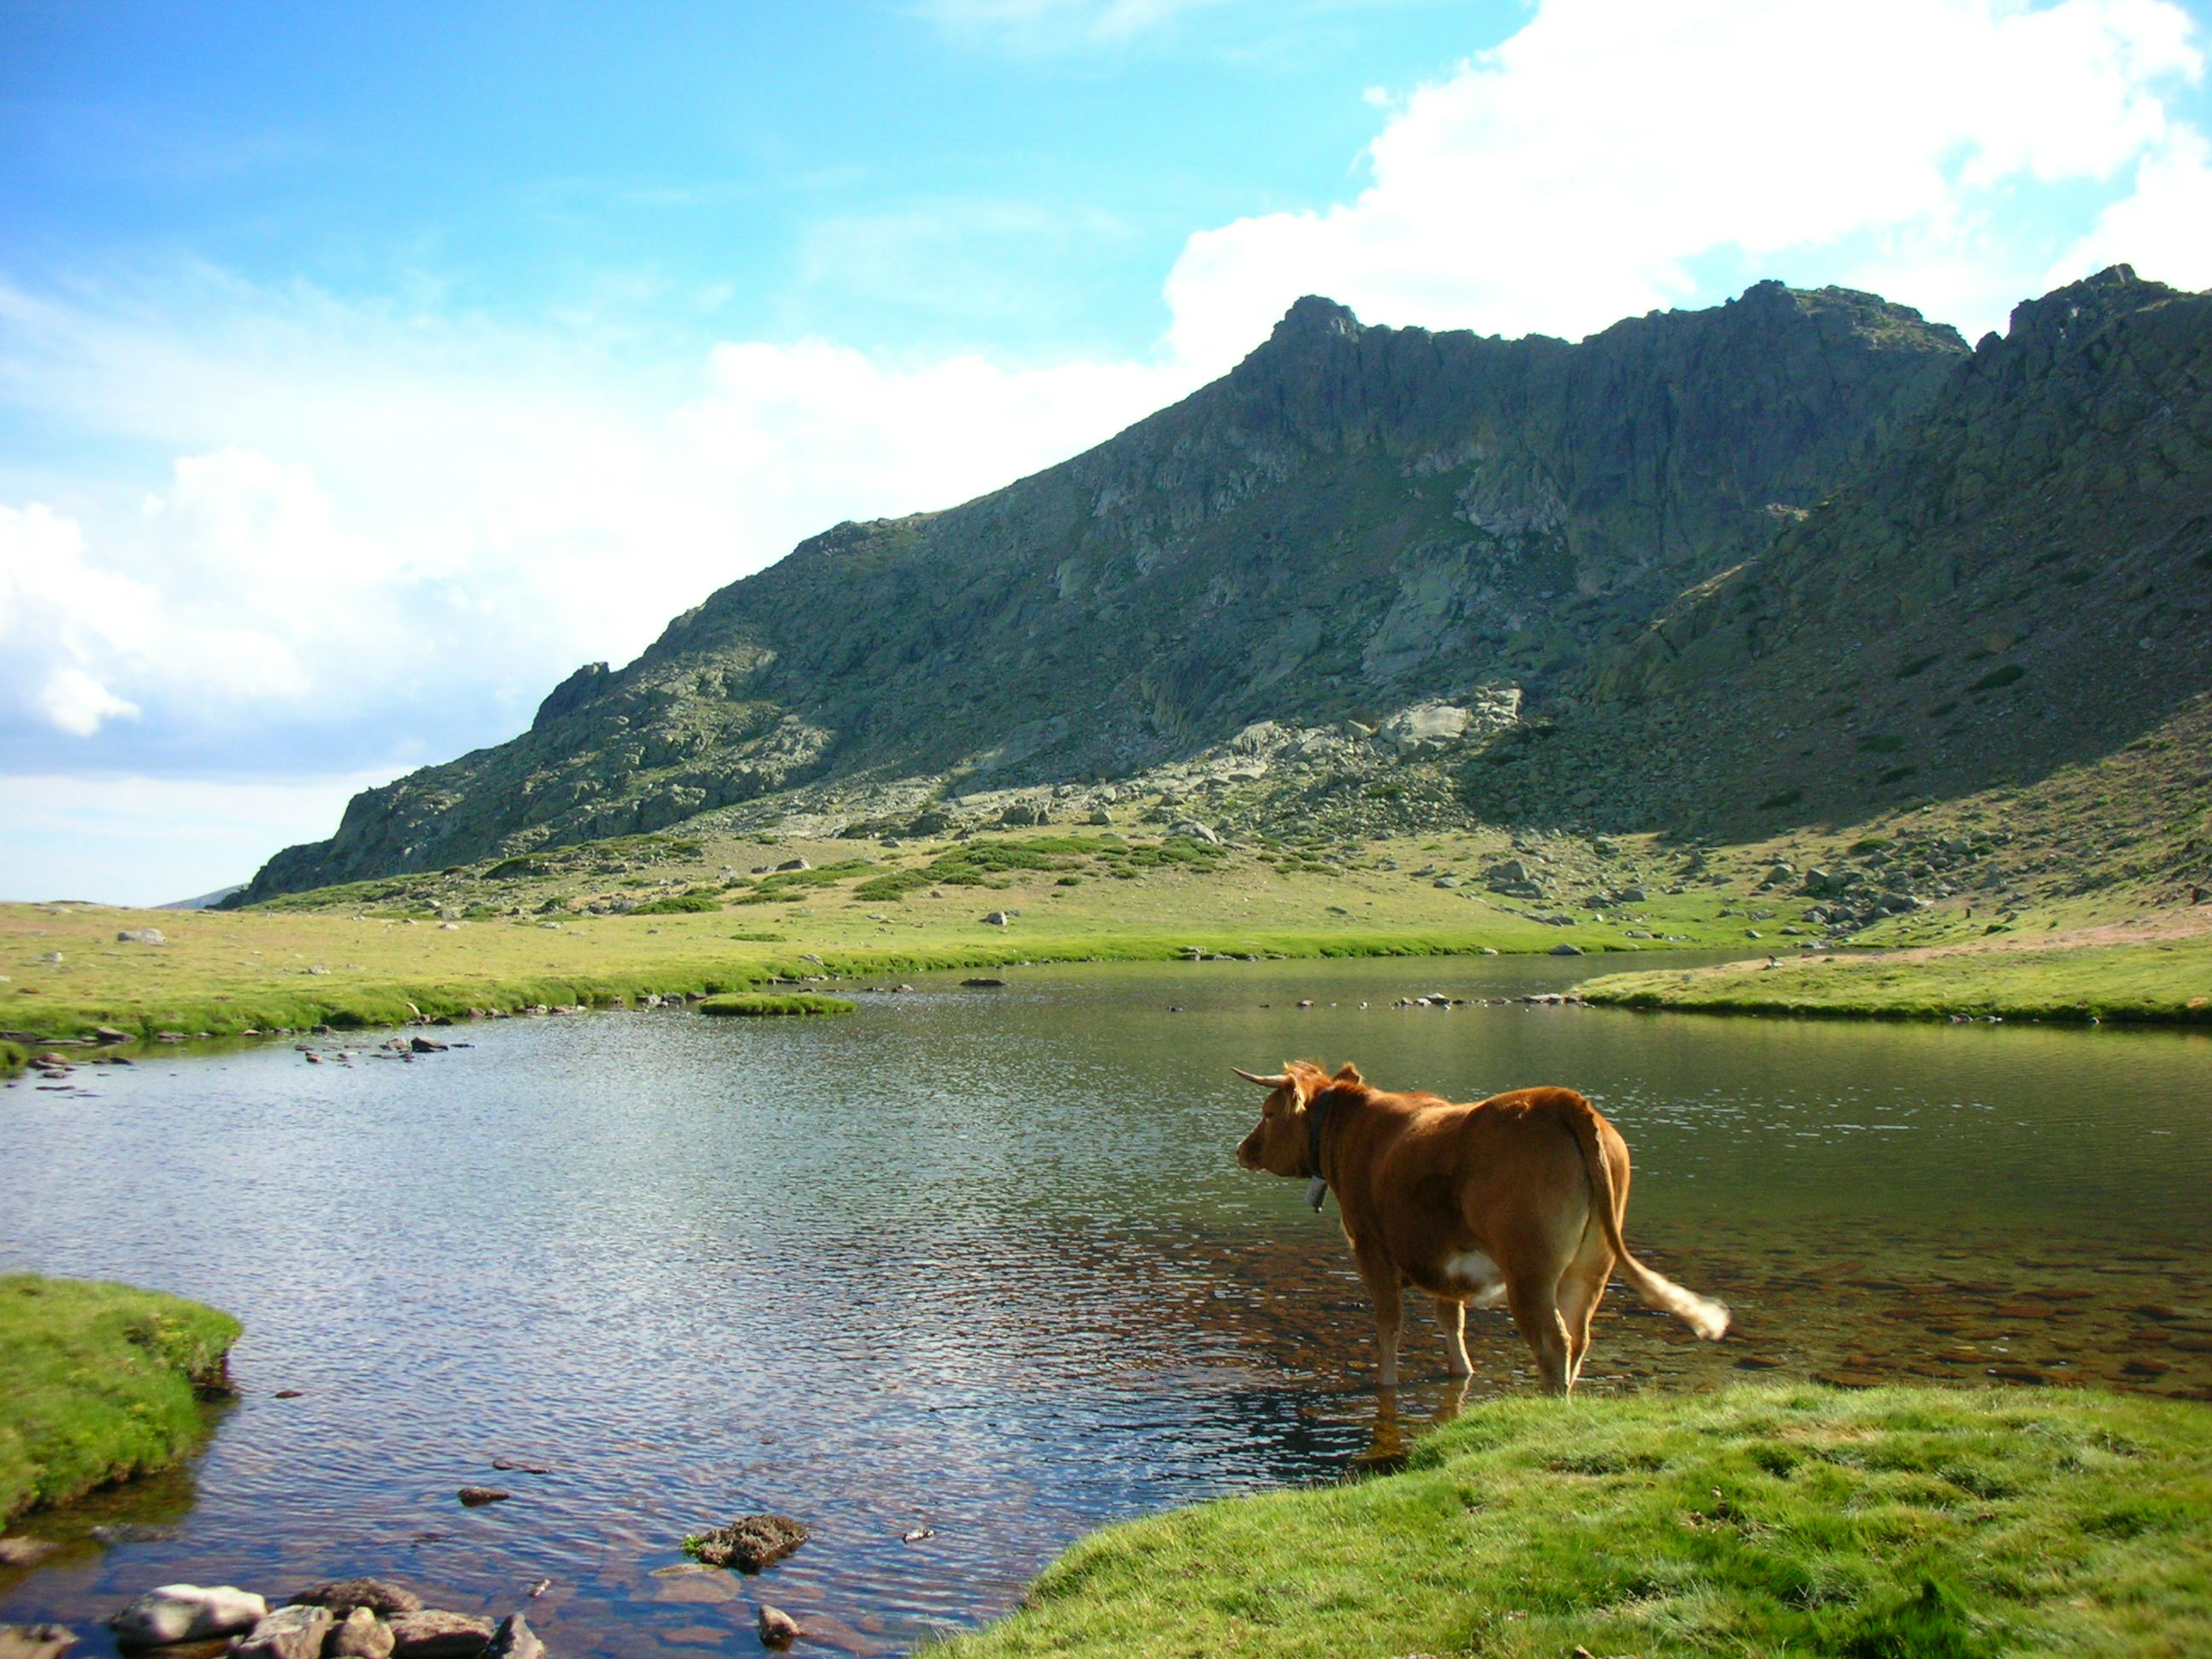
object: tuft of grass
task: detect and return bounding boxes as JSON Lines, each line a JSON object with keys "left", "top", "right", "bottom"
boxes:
{"left": 0, "top": 1275, "right": 241, "bottom": 1524}
{"left": 940, "top": 1385, "right": 2212, "bottom": 1659}
{"left": 0, "top": 1040, "right": 24, "bottom": 1078}
{"left": 628, "top": 893, "right": 722, "bottom": 915}
{"left": 696, "top": 991, "right": 857, "bottom": 1017}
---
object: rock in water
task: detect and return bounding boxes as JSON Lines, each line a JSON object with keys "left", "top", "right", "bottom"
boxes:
{"left": 0, "top": 1540, "right": 59, "bottom": 1568}
{"left": 1549, "top": 942, "right": 1584, "bottom": 956}
{"left": 328, "top": 1608, "right": 396, "bottom": 1659}
{"left": 0, "top": 1627, "right": 77, "bottom": 1659}
{"left": 686, "top": 1514, "right": 811, "bottom": 1571}
{"left": 385, "top": 1611, "right": 495, "bottom": 1659}
{"left": 485, "top": 1615, "right": 542, "bottom": 1659}
{"left": 108, "top": 1586, "right": 268, "bottom": 1646}
{"left": 233, "top": 1605, "right": 334, "bottom": 1659}
{"left": 291, "top": 1581, "right": 425, "bottom": 1618}
{"left": 756, "top": 1607, "right": 802, "bottom": 1649}
{"left": 456, "top": 1487, "right": 511, "bottom": 1506}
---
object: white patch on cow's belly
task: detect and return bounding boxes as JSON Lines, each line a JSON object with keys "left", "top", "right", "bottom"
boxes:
{"left": 1443, "top": 1250, "right": 1507, "bottom": 1308}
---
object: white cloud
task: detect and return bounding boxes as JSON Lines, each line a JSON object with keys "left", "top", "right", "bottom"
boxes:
{"left": 0, "top": 276, "right": 1194, "bottom": 781}
{"left": 37, "top": 669, "right": 139, "bottom": 737}
{"left": 1164, "top": 0, "right": 2210, "bottom": 373}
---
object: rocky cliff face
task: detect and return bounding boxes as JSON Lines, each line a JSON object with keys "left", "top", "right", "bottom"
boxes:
{"left": 242, "top": 282, "right": 1965, "bottom": 900}
{"left": 1470, "top": 266, "right": 2212, "bottom": 835}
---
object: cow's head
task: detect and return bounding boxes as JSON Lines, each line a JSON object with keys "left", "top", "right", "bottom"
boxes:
{"left": 1233, "top": 1060, "right": 1361, "bottom": 1177}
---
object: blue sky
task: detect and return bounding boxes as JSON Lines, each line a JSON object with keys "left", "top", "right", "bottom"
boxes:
{"left": 6, "top": 0, "right": 2212, "bottom": 903}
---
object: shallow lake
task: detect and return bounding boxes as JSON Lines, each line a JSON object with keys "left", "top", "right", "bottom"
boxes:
{"left": 4, "top": 954, "right": 2209, "bottom": 1657}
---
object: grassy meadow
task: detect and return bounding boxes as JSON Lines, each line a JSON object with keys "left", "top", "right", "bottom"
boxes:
{"left": 942, "top": 1384, "right": 2212, "bottom": 1659}
{"left": 6, "top": 808, "right": 2209, "bottom": 1042}
{"left": 1, "top": 825, "right": 1813, "bottom": 1043}
{"left": 0, "top": 1275, "right": 240, "bottom": 1525}
{"left": 1584, "top": 932, "right": 2212, "bottom": 1024}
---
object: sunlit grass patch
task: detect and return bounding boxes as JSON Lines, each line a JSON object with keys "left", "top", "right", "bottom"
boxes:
{"left": 697, "top": 991, "right": 856, "bottom": 1017}
{"left": 0, "top": 1275, "right": 241, "bottom": 1523}
{"left": 941, "top": 1385, "right": 2212, "bottom": 1659}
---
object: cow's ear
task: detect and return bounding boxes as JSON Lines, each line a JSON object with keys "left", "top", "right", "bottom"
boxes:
{"left": 1332, "top": 1062, "right": 1365, "bottom": 1086}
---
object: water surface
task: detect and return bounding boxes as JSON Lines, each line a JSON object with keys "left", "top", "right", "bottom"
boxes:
{"left": 3, "top": 955, "right": 2207, "bottom": 1656}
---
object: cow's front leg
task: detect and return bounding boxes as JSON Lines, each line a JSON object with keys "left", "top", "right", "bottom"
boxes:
{"left": 1355, "top": 1253, "right": 1406, "bottom": 1388}
{"left": 1434, "top": 1296, "right": 1472, "bottom": 1378}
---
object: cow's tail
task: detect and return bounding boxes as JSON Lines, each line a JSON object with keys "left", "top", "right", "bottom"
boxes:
{"left": 1560, "top": 1092, "right": 1730, "bottom": 1341}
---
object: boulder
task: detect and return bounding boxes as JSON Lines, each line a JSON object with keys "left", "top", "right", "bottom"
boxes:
{"left": 292, "top": 1582, "right": 423, "bottom": 1619}
{"left": 1380, "top": 702, "right": 1474, "bottom": 749}
{"left": 409, "top": 1037, "right": 448, "bottom": 1053}
{"left": 685, "top": 1513, "right": 810, "bottom": 1571}
{"left": 0, "top": 1539, "right": 59, "bottom": 1569}
{"left": 756, "top": 1608, "right": 802, "bottom": 1650}
{"left": 109, "top": 1586, "right": 267, "bottom": 1646}
{"left": 232, "top": 1605, "right": 332, "bottom": 1659}
{"left": 982, "top": 912, "right": 1012, "bottom": 926}
{"left": 1167, "top": 820, "right": 1221, "bottom": 844}
{"left": 0, "top": 1627, "right": 75, "bottom": 1659}
{"left": 773, "top": 858, "right": 810, "bottom": 873}
{"left": 385, "top": 1611, "right": 495, "bottom": 1659}
{"left": 115, "top": 929, "right": 165, "bottom": 945}
{"left": 328, "top": 1609, "right": 396, "bottom": 1659}
{"left": 1549, "top": 943, "right": 1585, "bottom": 956}
{"left": 484, "top": 1616, "right": 541, "bottom": 1659}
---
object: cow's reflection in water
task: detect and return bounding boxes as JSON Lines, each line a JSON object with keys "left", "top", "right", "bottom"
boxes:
{"left": 1351, "top": 1376, "right": 1472, "bottom": 1473}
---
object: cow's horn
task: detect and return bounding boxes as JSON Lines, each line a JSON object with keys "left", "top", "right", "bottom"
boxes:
{"left": 1231, "top": 1067, "right": 1292, "bottom": 1088}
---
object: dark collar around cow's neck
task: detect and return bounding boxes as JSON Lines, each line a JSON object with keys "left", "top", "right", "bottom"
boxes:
{"left": 1304, "top": 1089, "right": 1332, "bottom": 1211}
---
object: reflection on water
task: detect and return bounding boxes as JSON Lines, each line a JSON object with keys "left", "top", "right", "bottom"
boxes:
{"left": 2, "top": 954, "right": 2209, "bottom": 1657}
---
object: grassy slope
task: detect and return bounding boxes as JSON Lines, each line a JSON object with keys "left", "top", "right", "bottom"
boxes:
{"left": 1, "top": 827, "right": 1809, "bottom": 1040}
{"left": 944, "top": 1385, "right": 2212, "bottom": 1659}
{"left": 0, "top": 1275, "right": 241, "bottom": 1525}
{"left": 1584, "top": 931, "right": 2212, "bottom": 1022}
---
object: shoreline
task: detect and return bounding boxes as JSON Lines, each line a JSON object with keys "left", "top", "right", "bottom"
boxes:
{"left": 0, "top": 1275, "right": 241, "bottom": 1528}
{"left": 1582, "top": 930, "right": 2212, "bottom": 1026}
{"left": 6, "top": 921, "right": 2211, "bottom": 1050}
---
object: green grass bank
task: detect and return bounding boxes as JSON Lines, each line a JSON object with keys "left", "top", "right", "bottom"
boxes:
{"left": 698, "top": 991, "right": 857, "bottom": 1016}
{"left": 1582, "top": 934, "right": 2212, "bottom": 1024}
{"left": 944, "top": 1384, "right": 2212, "bottom": 1659}
{"left": 0, "top": 1275, "right": 241, "bottom": 1526}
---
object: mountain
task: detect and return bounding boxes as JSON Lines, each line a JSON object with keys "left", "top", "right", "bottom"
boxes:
{"left": 1459, "top": 265, "right": 2212, "bottom": 842}
{"left": 241, "top": 281, "right": 1967, "bottom": 900}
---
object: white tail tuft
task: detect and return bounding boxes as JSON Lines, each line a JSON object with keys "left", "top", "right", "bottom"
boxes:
{"left": 1624, "top": 1259, "right": 1731, "bottom": 1340}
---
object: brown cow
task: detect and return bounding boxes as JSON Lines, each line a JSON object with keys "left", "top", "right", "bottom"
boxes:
{"left": 1233, "top": 1060, "right": 1728, "bottom": 1393}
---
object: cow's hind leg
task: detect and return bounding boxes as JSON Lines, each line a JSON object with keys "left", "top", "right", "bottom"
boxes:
{"left": 1507, "top": 1278, "right": 1573, "bottom": 1396}
{"left": 1556, "top": 1243, "right": 1613, "bottom": 1389}
{"left": 1435, "top": 1297, "right": 1472, "bottom": 1378}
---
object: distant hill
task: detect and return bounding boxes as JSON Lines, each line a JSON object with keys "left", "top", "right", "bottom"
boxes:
{"left": 158, "top": 884, "right": 246, "bottom": 911}
{"left": 241, "top": 280, "right": 1967, "bottom": 900}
